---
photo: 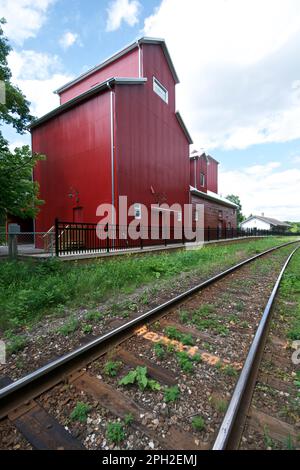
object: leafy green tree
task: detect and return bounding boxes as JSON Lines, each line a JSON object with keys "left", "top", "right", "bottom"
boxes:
{"left": 0, "top": 145, "right": 44, "bottom": 219}
{"left": 287, "top": 222, "right": 300, "bottom": 233}
{"left": 0, "top": 17, "right": 44, "bottom": 219}
{"left": 225, "top": 194, "right": 245, "bottom": 224}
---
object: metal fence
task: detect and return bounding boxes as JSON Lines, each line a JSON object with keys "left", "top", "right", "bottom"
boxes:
{"left": 54, "top": 219, "right": 299, "bottom": 256}
{"left": 0, "top": 232, "right": 55, "bottom": 257}
{"left": 1, "top": 224, "right": 298, "bottom": 258}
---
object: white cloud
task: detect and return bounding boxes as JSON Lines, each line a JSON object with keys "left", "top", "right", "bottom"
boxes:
{"left": 7, "top": 50, "right": 73, "bottom": 117}
{"left": 59, "top": 31, "right": 79, "bottom": 50}
{"left": 219, "top": 162, "right": 300, "bottom": 220}
{"left": 0, "top": 0, "right": 56, "bottom": 45}
{"left": 144, "top": 0, "right": 300, "bottom": 150}
{"left": 106, "top": 0, "right": 141, "bottom": 32}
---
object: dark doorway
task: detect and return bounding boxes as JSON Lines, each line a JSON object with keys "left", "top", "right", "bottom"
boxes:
{"left": 73, "top": 207, "right": 83, "bottom": 223}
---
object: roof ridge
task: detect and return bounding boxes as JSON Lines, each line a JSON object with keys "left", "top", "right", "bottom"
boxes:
{"left": 54, "top": 37, "right": 179, "bottom": 95}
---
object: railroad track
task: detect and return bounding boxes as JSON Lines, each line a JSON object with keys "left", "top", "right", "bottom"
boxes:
{"left": 0, "top": 240, "right": 299, "bottom": 450}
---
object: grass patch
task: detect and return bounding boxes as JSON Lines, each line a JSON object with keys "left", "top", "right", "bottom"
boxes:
{"left": 57, "top": 317, "right": 79, "bottom": 336}
{"left": 176, "top": 351, "right": 201, "bottom": 373}
{"left": 189, "top": 305, "right": 229, "bottom": 336}
{"left": 106, "top": 422, "right": 125, "bottom": 444}
{"left": 0, "top": 237, "right": 294, "bottom": 331}
{"left": 153, "top": 342, "right": 166, "bottom": 359}
{"left": 164, "top": 326, "right": 195, "bottom": 346}
{"left": 104, "top": 360, "right": 122, "bottom": 377}
{"left": 6, "top": 333, "right": 28, "bottom": 355}
{"left": 70, "top": 401, "right": 91, "bottom": 423}
{"left": 85, "top": 310, "right": 103, "bottom": 322}
{"left": 191, "top": 416, "right": 206, "bottom": 431}
{"left": 82, "top": 324, "right": 93, "bottom": 334}
{"left": 164, "top": 385, "right": 180, "bottom": 403}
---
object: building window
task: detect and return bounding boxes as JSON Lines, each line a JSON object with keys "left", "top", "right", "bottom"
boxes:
{"left": 134, "top": 203, "right": 141, "bottom": 219}
{"left": 177, "top": 211, "right": 182, "bottom": 222}
{"left": 218, "top": 210, "right": 223, "bottom": 219}
{"left": 194, "top": 210, "right": 199, "bottom": 222}
{"left": 200, "top": 172, "right": 205, "bottom": 186}
{"left": 153, "top": 77, "right": 168, "bottom": 104}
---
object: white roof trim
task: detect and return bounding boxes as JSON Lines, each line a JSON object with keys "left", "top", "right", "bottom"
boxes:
{"left": 30, "top": 77, "right": 147, "bottom": 129}
{"left": 190, "top": 186, "right": 238, "bottom": 208}
{"left": 175, "top": 111, "right": 193, "bottom": 144}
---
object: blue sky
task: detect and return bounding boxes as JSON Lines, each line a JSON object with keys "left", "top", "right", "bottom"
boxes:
{"left": 1, "top": 0, "right": 300, "bottom": 220}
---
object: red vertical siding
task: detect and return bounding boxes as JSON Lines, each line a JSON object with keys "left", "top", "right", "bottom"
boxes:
{"left": 189, "top": 155, "right": 207, "bottom": 192}
{"left": 207, "top": 158, "right": 218, "bottom": 193}
{"left": 32, "top": 92, "right": 112, "bottom": 233}
{"left": 114, "top": 44, "right": 190, "bottom": 220}
{"left": 59, "top": 48, "right": 139, "bottom": 104}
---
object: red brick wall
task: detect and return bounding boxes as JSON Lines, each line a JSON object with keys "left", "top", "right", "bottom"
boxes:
{"left": 191, "top": 195, "right": 237, "bottom": 229}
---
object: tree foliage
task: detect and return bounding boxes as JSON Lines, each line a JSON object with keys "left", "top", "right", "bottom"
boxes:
{"left": 0, "top": 17, "right": 44, "bottom": 219}
{"left": 0, "top": 145, "right": 45, "bottom": 219}
{"left": 225, "top": 194, "right": 245, "bottom": 224}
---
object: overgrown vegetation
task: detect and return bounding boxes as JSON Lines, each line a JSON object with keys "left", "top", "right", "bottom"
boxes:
{"left": 164, "top": 326, "right": 195, "bottom": 346}
{"left": 279, "top": 250, "right": 300, "bottom": 341}
{"left": 189, "top": 304, "right": 229, "bottom": 336}
{"left": 0, "top": 237, "right": 294, "bottom": 332}
{"left": 57, "top": 317, "right": 79, "bottom": 336}
{"left": 176, "top": 351, "right": 201, "bottom": 373}
{"left": 5, "top": 332, "right": 28, "bottom": 355}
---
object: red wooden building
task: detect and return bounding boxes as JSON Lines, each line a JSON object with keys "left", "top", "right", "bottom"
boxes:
{"left": 31, "top": 37, "right": 237, "bottom": 245}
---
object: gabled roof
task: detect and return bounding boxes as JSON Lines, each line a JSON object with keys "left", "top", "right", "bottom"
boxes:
{"left": 241, "top": 215, "right": 291, "bottom": 227}
{"left": 190, "top": 186, "right": 238, "bottom": 208}
{"left": 30, "top": 77, "right": 147, "bottom": 129}
{"left": 54, "top": 37, "right": 179, "bottom": 95}
{"left": 189, "top": 151, "right": 219, "bottom": 165}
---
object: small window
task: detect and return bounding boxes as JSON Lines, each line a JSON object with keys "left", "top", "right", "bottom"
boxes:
{"left": 134, "top": 203, "right": 141, "bottom": 220}
{"left": 218, "top": 210, "right": 223, "bottom": 219}
{"left": 153, "top": 77, "right": 168, "bottom": 104}
{"left": 194, "top": 210, "right": 199, "bottom": 222}
{"left": 200, "top": 173, "right": 205, "bottom": 186}
{"left": 177, "top": 212, "right": 182, "bottom": 222}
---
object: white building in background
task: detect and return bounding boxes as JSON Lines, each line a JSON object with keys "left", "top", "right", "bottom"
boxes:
{"left": 240, "top": 214, "right": 291, "bottom": 231}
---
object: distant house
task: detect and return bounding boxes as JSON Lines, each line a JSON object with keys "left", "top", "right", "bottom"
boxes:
{"left": 240, "top": 215, "right": 291, "bottom": 232}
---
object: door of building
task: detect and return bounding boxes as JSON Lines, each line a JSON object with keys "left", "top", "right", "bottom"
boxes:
{"left": 73, "top": 207, "right": 83, "bottom": 223}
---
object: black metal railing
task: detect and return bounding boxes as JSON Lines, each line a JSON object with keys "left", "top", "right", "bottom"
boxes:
{"left": 54, "top": 219, "right": 298, "bottom": 256}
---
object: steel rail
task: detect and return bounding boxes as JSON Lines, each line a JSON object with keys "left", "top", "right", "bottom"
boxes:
{"left": 0, "top": 239, "right": 299, "bottom": 412}
{"left": 212, "top": 244, "right": 300, "bottom": 450}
